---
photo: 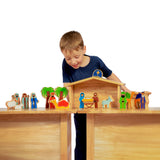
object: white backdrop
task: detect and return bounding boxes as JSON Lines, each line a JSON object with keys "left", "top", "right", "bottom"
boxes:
{"left": 0, "top": 0, "right": 160, "bottom": 158}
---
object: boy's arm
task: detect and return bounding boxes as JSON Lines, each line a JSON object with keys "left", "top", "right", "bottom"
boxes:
{"left": 107, "top": 73, "right": 131, "bottom": 93}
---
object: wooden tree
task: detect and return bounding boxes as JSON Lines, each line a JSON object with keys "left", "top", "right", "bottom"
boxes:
{"left": 41, "top": 87, "right": 54, "bottom": 109}
{"left": 55, "top": 87, "right": 68, "bottom": 101}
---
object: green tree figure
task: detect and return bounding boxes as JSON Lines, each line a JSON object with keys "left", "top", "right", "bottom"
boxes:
{"left": 55, "top": 87, "right": 68, "bottom": 101}
{"left": 41, "top": 87, "right": 54, "bottom": 109}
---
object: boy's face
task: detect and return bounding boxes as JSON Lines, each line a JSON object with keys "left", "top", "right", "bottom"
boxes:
{"left": 62, "top": 46, "right": 86, "bottom": 69}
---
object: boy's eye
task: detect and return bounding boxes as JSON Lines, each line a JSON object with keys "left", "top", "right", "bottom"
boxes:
{"left": 66, "top": 58, "right": 71, "bottom": 61}
{"left": 75, "top": 56, "right": 80, "bottom": 59}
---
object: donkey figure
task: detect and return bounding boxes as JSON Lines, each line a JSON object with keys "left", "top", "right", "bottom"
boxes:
{"left": 102, "top": 96, "right": 113, "bottom": 109}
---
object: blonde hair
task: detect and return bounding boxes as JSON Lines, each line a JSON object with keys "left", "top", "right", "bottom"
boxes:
{"left": 60, "top": 31, "right": 84, "bottom": 52}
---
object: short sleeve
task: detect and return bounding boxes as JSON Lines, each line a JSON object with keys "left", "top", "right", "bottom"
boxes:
{"left": 97, "top": 57, "right": 112, "bottom": 78}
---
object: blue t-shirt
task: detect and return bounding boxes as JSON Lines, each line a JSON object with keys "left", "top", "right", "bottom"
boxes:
{"left": 62, "top": 55, "right": 112, "bottom": 83}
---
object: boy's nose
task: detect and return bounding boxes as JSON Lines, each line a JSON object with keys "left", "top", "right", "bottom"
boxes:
{"left": 71, "top": 58, "right": 77, "bottom": 65}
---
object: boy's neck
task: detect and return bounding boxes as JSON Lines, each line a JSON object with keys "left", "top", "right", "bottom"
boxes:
{"left": 80, "top": 55, "right": 90, "bottom": 67}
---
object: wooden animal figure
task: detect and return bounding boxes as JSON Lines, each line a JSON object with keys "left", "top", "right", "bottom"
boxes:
{"left": 143, "top": 91, "right": 151, "bottom": 110}
{"left": 119, "top": 92, "right": 127, "bottom": 109}
{"left": 21, "top": 93, "right": 29, "bottom": 109}
{"left": 6, "top": 97, "right": 17, "bottom": 110}
{"left": 102, "top": 96, "right": 113, "bottom": 109}
{"left": 48, "top": 92, "right": 56, "bottom": 109}
{"left": 125, "top": 92, "right": 131, "bottom": 109}
{"left": 130, "top": 92, "right": 138, "bottom": 109}
{"left": 30, "top": 93, "right": 39, "bottom": 109}
{"left": 57, "top": 99, "right": 69, "bottom": 108}
{"left": 79, "top": 92, "right": 85, "bottom": 110}
{"left": 92, "top": 92, "right": 99, "bottom": 108}
{"left": 55, "top": 87, "right": 69, "bottom": 109}
{"left": 6, "top": 95, "right": 23, "bottom": 110}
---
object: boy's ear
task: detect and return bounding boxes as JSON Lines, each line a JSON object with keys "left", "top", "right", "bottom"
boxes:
{"left": 83, "top": 45, "right": 86, "bottom": 54}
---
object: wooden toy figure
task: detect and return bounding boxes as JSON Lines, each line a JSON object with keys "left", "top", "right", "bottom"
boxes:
{"left": 6, "top": 94, "right": 23, "bottom": 110}
{"left": 119, "top": 92, "right": 127, "bottom": 109}
{"left": 30, "top": 93, "right": 39, "bottom": 109}
{"left": 143, "top": 91, "right": 151, "bottom": 110}
{"left": 14, "top": 93, "right": 20, "bottom": 105}
{"left": 130, "top": 92, "right": 138, "bottom": 109}
{"left": 55, "top": 87, "right": 68, "bottom": 101}
{"left": 55, "top": 87, "right": 69, "bottom": 108}
{"left": 41, "top": 87, "right": 54, "bottom": 109}
{"left": 6, "top": 96, "right": 17, "bottom": 110}
{"left": 135, "top": 93, "right": 142, "bottom": 109}
{"left": 125, "top": 92, "right": 131, "bottom": 109}
{"left": 102, "top": 96, "right": 113, "bottom": 109}
{"left": 21, "top": 93, "right": 29, "bottom": 109}
{"left": 48, "top": 92, "right": 56, "bottom": 109}
{"left": 141, "top": 92, "right": 146, "bottom": 109}
{"left": 92, "top": 92, "right": 99, "bottom": 108}
{"left": 79, "top": 92, "right": 85, "bottom": 110}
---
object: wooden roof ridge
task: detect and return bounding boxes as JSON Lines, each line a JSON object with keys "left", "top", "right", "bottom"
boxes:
{"left": 65, "top": 76, "right": 124, "bottom": 87}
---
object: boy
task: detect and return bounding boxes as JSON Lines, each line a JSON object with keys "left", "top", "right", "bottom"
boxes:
{"left": 60, "top": 31, "right": 130, "bottom": 160}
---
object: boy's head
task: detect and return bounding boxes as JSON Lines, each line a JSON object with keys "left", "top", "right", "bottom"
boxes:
{"left": 60, "top": 31, "right": 86, "bottom": 69}
{"left": 60, "top": 31, "right": 84, "bottom": 52}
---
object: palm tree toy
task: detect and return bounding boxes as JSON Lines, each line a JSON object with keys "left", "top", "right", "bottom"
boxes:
{"left": 41, "top": 87, "right": 54, "bottom": 109}
{"left": 55, "top": 87, "right": 69, "bottom": 108}
{"left": 55, "top": 87, "right": 68, "bottom": 101}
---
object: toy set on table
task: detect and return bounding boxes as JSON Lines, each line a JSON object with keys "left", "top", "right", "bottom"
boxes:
{"left": 4, "top": 69, "right": 151, "bottom": 111}
{"left": 5, "top": 86, "right": 69, "bottom": 110}
{"left": 6, "top": 93, "right": 38, "bottom": 110}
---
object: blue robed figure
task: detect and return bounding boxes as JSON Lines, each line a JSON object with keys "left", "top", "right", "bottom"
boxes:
{"left": 79, "top": 93, "right": 85, "bottom": 109}
{"left": 31, "top": 93, "right": 38, "bottom": 109}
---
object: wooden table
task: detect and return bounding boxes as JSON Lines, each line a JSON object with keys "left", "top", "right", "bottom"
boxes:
{"left": 1, "top": 108, "right": 160, "bottom": 160}
{"left": 86, "top": 108, "right": 160, "bottom": 160}
{"left": 0, "top": 108, "right": 75, "bottom": 160}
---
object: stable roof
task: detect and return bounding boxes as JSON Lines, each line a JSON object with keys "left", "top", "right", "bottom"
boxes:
{"left": 65, "top": 77, "right": 124, "bottom": 87}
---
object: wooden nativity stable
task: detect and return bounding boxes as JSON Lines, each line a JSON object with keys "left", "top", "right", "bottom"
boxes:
{"left": 66, "top": 76, "right": 124, "bottom": 110}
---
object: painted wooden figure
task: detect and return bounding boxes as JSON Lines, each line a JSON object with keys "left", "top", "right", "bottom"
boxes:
{"left": 30, "top": 93, "right": 38, "bottom": 109}
{"left": 92, "top": 92, "right": 99, "bottom": 108}
{"left": 102, "top": 96, "right": 113, "bottom": 109}
{"left": 79, "top": 92, "right": 85, "bottom": 110}
{"left": 14, "top": 93, "right": 20, "bottom": 105}
{"left": 48, "top": 92, "right": 56, "bottom": 109}
{"left": 119, "top": 92, "right": 127, "bottom": 109}
{"left": 41, "top": 87, "right": 54, "bottom": 109}
{"left": 21, "top": 93, "right": 29, "bottom": 109}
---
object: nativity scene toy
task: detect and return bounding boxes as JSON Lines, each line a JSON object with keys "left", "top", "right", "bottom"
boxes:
{"left": 6, "top": 93, "right": 23, "bottom": 110}
{"left": 30, "top": 93, "right": 39, "bottom": 109}
{"left": 65, "top": 69, "right": 152, "bottom": 111}
{"left": 41, "top": 87, "right": 69, "bottom": 109}
{"left": 65, "top": 69, "right": 124, "bottom": 110}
